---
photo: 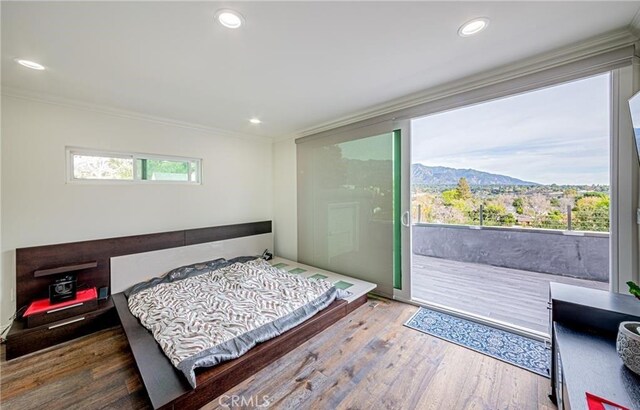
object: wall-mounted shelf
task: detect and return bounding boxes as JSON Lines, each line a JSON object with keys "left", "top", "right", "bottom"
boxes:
{"left": 33, "top": 261, "right": 98, "bottom": 278}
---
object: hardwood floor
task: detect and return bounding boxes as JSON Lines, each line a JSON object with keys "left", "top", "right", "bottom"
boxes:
{"left": 0, "top": 324, "right": 149, "bottom": 410}
{"left": 1, "top": 298, "right": 556, "bottom": 410}
{"left": 413, "top": 254, "right": 608, "bottom": 334}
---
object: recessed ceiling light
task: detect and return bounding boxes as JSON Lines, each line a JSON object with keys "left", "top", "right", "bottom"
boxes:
{"left": 15, "top": 59, "right": 45, "bottom": 70}
{"left": 215, "top": 9, "right": 244, "bottom": 29}
{"left": 458, "top": 17, "right": 490, "bottom": 37}
{"left": 249, "top": 118, "right": 262, "bottom": 124}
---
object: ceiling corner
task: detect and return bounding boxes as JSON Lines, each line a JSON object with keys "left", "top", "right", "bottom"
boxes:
{"left": 630, "top": 6, "right": 640, "bottom": 39}
{"left": 1, "top": 86, "right": 275, "bottom": 144}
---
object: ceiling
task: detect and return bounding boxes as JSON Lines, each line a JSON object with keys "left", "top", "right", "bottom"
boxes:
{"left": 2, "top": 2, "right": 640, "bottom": 140}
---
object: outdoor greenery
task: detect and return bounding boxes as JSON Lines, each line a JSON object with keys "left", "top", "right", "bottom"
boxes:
{"left": 137, "top": 159, "right": 191, "bottom": 181}
{"left": 412, "top": 177, "right": 610, "bottom": 232}
{"left": 73, "top": 156, "right": 134, "bottom": 180}
{"left": 73, "top": 155, "right": 192, "bottom": 181}
{"left": 627, "top": 281, "right": 640, "bottom": 300}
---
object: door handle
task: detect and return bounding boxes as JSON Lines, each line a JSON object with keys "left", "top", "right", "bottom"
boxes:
{"left": 401, "top": 211, "right": 410, "bottom": 227}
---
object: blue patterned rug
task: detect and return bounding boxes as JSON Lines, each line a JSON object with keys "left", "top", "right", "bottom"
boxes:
{"left": 405, "top": 307, "right": 550, "bottom": 378}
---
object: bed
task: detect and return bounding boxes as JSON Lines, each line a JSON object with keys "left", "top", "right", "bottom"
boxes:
{"left": 108, "top": 223, "right": 374, "bottom": 409}
{"left": 124, "top": 256, "right": 347, "bottom": 388}
{"left": 10, "top": 221, "right": 373, "bottom": 409}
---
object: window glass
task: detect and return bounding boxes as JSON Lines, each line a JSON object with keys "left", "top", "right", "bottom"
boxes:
{"left": 136, "top": 158, "right": 194, "bottom": 181}
{"left": 68, "top": 149, "right": 201, "bottom": 184}
{"left": 72, "top": 154, "right": 133, "bottom": 180}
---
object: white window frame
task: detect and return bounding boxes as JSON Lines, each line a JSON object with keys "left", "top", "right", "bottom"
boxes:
{"left": 610, "top": 63, "right": 640, "bottom": 293}
{"left": 66, "top": 147, "right": 202, "bottom": 185}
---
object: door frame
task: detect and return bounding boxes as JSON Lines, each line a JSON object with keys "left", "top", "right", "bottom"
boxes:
{"left": 392, "top": 119, "right": 412, "bottom": 301}
{"left": 391, "top": 69, "right": 632, "bottom": 341}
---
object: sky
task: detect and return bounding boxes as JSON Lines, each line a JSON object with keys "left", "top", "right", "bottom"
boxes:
{"left": 411, "top": 73, "right": 611, "bottom": 185}
{"left": 630, "top": 88, "right": 640, "bottom": 158}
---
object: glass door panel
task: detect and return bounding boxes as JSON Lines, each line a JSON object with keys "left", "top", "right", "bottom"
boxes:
{"left": 297, "top": 128, "right": 401, "bottom": 296}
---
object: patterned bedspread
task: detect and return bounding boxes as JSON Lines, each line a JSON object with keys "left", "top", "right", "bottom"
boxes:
{"left": 127, "top": 258, "right": 341, "bottom": 388}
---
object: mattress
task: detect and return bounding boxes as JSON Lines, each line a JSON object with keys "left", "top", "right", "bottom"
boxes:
{"left": 127, "top": 257, "right": 345, "bottom": 388}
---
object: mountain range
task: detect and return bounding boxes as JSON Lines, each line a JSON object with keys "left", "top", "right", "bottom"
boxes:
{"left": 412, "top": 164, "right": 539, "bottom": 186}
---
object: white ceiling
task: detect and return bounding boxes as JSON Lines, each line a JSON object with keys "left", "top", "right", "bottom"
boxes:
{"left": 2, "top": 2, "right": 639, "bottom": 140}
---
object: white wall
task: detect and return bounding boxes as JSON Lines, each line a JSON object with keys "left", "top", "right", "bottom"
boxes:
{"left": 1, "top": 95, "right": 273, "bottom": 329}
{"left": 272, "top": 138, "right": 297, "bottom": 260}
{"left": 0, "top": 94, "right": 3, "bottom": 333}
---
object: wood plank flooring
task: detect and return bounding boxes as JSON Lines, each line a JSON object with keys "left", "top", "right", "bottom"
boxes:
{"left": 1, "top": 298, "right": 555, "bottom": 410}
{"left": 412, "top": 254, "right": 608, "bottom": 334}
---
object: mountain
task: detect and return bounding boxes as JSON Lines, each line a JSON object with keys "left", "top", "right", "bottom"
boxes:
{"left": 412, "top": 164, "right": 539, "bottom": 186}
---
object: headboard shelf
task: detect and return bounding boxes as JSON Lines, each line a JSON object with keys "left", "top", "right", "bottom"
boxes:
{"left": 8, "top": 220, "right": 272, "bottom": 360}
{"left": 33, "top": 261, "right": 98, "bottom": 278}
{"left": 15, "top": 221, "right": 272, "bottom": 309}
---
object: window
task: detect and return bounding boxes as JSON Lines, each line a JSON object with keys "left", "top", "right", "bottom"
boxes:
{"left": 67, "top": 148, "right": 201, "bottom": 184}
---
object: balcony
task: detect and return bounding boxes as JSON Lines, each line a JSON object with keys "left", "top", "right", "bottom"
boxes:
{"left": 411, "top": 223, "right": 609, "bottom": 334}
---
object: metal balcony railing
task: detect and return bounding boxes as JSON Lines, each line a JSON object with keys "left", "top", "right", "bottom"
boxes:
{"left": 411, "top": 204, "right": 609, "bottom": 233}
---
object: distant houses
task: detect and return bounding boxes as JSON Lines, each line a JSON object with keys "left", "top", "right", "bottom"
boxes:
{"left": 515, "top": 215, "right": 534, "bottom": 226}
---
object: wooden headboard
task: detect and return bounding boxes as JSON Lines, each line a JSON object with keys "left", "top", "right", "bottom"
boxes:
{"left": 15, "top": 221, "right": 272, "bottom": 310}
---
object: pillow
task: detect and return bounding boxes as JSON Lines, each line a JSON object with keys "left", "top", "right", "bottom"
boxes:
{"left": 124, "top": 258, "right": 227, "bottom": 298}
{"left": 124, "top": 256, "right": 261, "bottom": 298}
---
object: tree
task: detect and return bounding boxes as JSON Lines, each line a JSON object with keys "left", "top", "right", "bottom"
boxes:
{"left": 483, "top": 203, "right": 506, "bottom": 225}
{"left": 441, "top": 189, "right": 460, "bottom": 205}
{"left": 468, "top": 202, "right": 507, "bottom": 226}
{"left": 73, "top": 156, "right": 132, "bottom": 180}
{"left": 141, "top": 159, "right": 189, "bottom": 180}
{"left": 498, "top": 213, "right": 517, "bottom": 226}
{"left": 412, "top": 192, "right": 436, "bottom": 223}
{"left": 527, "top": 194, "right": 551, "bottom": 220}
{"left": 456, "top": 177, "right": 472, "bottom": 200}
{"left": 572, "top": 193, "right": 609, "bottom": 232}
{"left": 540, "top": 209, "right": 565, "bottom": 230}
{"left": 512, "top": 197, "right": 524, "bottom": 214}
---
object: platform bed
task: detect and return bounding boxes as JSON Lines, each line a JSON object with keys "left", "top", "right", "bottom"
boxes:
{"left": 10, "top": 221, "right": 372, "bottom": 409}
{"left": 115, "top": 293, "right": 367, "bottom": 409}
{"left": 106, "top": 227, "right": 375, "bottom": 410}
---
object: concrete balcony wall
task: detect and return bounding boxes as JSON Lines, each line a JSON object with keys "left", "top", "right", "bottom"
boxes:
{"left": 412, "top": 224, "right": 609, "bottom": 282}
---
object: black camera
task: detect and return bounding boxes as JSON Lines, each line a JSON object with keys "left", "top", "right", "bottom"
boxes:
{"left": 49, "top": 275, "right": 77, "bottom": 304}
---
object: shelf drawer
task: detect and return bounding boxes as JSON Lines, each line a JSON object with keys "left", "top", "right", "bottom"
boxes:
{"left": 25, "top": 299, "right": 98, "bottom": 328}
{"left": 6, "top": 300, "right": 116, "bottom": 360}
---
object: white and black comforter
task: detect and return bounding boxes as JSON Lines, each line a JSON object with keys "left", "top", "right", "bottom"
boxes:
{"left": 127, "top": 258, "right": 343, "bottom": 388}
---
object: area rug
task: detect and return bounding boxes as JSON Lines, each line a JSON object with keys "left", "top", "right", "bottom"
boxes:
{"left": 404, "top": 307, "right": 550, "bottom": 377}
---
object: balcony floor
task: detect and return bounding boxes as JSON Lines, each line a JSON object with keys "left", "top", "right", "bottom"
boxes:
{"left": 412, "top": 254, "right": 609, "bottom": 334}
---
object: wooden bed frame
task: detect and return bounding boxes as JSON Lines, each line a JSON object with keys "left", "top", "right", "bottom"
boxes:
{"left": 10, "top": 220, "right": 367, "bottom": 409}
{"left": 115, "top": 293, "right": 366, "bottom": 409}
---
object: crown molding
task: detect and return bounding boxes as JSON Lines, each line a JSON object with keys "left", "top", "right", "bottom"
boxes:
{"left": 630, "top": 6, "right": 640, "bottom": 38}
{"left": 1, "top": 86, "right": 274, "bottom": 143}
{"left": 272, "top": 135, "right": 297, "bottom": 144}
{"left": 291, "top": 28, "right": 639, "bottom": 140}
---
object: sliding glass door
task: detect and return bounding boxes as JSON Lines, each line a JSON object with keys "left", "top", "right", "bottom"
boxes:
{"left": 408, "top": 73, "right": 612, "bottom": 336}
{"left": 297, "top": 122, "right": 408, "bottom": 297}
